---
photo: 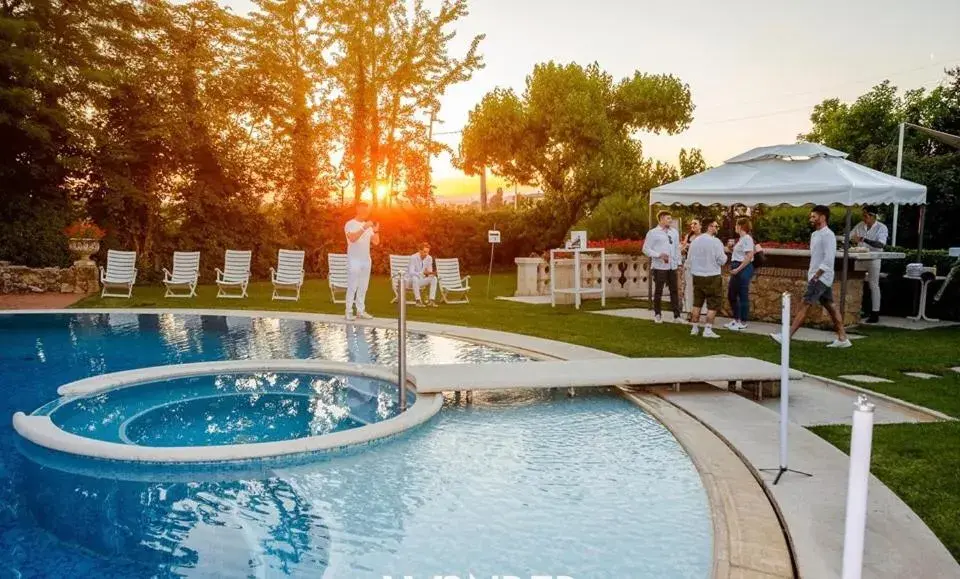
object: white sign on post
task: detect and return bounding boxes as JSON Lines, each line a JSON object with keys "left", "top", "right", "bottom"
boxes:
{"left": 488, "top": 230, "right": 501, "bottom": 244}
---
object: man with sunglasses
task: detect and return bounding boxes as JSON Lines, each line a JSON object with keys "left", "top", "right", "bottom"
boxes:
{"left": 851, "top": 205, "right": 889, "bottom": 324}
{"left": 643, "top": 210, "right": 682, "bottom": 323}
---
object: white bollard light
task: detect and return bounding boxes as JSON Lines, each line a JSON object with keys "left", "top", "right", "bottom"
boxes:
{"left": 841, "top": 394, "right": 876, "bottom": 579}
{"left": 779, "top": 291, "right": 791, "bottom": 471}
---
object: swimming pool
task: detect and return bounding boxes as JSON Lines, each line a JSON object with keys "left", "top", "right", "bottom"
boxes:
{"left": 1, "top": 312, "right": 712, "bottom": 578}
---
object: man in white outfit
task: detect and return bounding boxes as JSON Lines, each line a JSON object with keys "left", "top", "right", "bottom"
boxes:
{"left": 851, "top": 205, "right": 888, "bottom": 323}
{"left": 344, "top": 202, "right": 380, "bottom": 321}
{"left": 643, "top": 210, "right": 682, "bottom": 323}
{"left": 686, "top": 219, "right": 728, "bottom": 338}
{"left": 407, "top": 242, "right": 438, "bottom": 307}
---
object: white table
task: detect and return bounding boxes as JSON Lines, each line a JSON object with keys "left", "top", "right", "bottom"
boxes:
{"left": 905, "top": 271, "right": 945, "bottom": 323}
{"left": 550, "top": 247, "right": 606, "bottom": 309}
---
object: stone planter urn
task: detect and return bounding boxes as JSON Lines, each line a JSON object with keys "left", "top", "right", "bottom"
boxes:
{"left": 68, "top": 238, "right": 100, "bottom": 266}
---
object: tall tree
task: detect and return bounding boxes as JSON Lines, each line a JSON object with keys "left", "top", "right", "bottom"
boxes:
{"left": 0, "top": 0, "right": 137, "bottom": 265}
{"left": 799, "top": 70, "right": 960, "bottom": 248}
{"left": 458, "top": 61, "right": 693, "bottom": 231}
{"left": 242, "top": 0, "right": 331, "bottom": 246}
{"left": 325, "top": 0, "right": 483, "bottom": 206}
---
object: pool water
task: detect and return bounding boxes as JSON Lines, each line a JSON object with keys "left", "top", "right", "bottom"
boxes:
{"left": 41, "top": 372, "right": 406, "bottom": 447}
{"left": 0, "top": 313, "right": 712, "bottom": 578}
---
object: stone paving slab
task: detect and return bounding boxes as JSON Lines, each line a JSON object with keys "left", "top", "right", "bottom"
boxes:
{"left": 756, "top": 378, "right": 937, "bottom": 426}
{"left": 593, "top": 307, "right": 862, "bottom": 343}
{"left": 660, "top": 389, "right": 960, "bottom": 579}
{"left": 0, "top": 293, "right": 88, "bottom": 310}
{"left": 870, "top": 316, "right": 959, "bottom": 330}
{"left": 838, "top": 374, "right": 893, "bottom": 384}
{"left": 902, "top": 371, "right": 941, "bottom": 380}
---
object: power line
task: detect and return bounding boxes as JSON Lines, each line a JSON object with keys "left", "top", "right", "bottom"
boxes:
{"left": 697, "top": 56, "right": 960, "bottom": 112}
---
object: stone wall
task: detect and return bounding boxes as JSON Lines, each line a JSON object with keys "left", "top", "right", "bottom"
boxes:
{"left": 0, "top": 262, "right": 99, "bottom": 294}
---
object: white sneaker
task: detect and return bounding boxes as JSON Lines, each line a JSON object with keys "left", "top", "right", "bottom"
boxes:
{"left": 827, "top": 338, "right": 853, "bottom": 349}
{"left": 702, "top": 327, "right": 720, "bottom": 339}
{"left": 345, "top": 313, "right": 356, "bottom": 322}
{"left": 357, "top": 312, "right": 374, "bottom": 320}
{"left": 673, "top": 316, "right": 687, "bottom": 325}
{"left": 770, "top": 333, "right": 783, "bottom": 344}
{"left": 725, "top": 321, "right": 740, "bottom": 331}
{"left": 654, "top": 315, "right": 663, "bottom": 324}
{"left": 736, "top": 322, "right": 748, "bottom": 330}
{"left": 690, "top": 325, "right": 700, "bottom": 336}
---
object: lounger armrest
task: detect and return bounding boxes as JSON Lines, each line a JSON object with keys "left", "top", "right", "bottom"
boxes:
{"left": 215, "top": 267, "right": 224, "bottom": 282}
{"left": 99, "top": 266, "right": 106, "bottom": 282}
{"left": 462, "top": 275, "right": 471, "bottom": 285}
{"left": 162, "top": 268, "right": 172, "bottom": 282}
{"left": 132, "top": 269, "right": 138, "bottom": 284}
{"left": 269, "top": 267, "right": 277, "bottom": 283}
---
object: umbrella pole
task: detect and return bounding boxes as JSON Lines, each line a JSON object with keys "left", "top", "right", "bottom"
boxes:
{"left": 840, "top": 207, "right": 853, "bottom": 323}
{"left": 893, "top": 121, "right": 905, "bottom": 246}
{"left": 917, "top": 205, "right": 926, "bottom": 263}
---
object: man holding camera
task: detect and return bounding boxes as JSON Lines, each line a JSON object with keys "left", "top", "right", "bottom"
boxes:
{"left": 344, "top": 202, "right": 380, "bottom": 321}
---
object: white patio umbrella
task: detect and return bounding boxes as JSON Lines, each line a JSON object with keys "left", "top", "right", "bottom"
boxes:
{"left": 649, "top": 143, "right": 928, "bottom": 313}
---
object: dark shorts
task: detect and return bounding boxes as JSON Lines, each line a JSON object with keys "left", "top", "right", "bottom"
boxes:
{"left": 803, "top": 279, "right": 834, "bottom": 306}
{"left": 693, "top": 275, "right": 722, "bottom": 311}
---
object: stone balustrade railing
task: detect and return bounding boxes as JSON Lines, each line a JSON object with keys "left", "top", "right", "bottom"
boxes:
{"left": 515, "top": 254, "right": 651, "bottom": 301}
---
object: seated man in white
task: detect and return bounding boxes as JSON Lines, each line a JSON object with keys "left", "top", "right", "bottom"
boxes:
{"left": 407, "top": 242, "right": 438, "bottom": 307}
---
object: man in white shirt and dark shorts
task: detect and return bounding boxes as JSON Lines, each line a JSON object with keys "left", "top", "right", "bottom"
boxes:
{"left": 851, "top": 205, "right": 889, "bottom": 323}
{"left": 643, "top": 210, "right": 682, "bottom": 323}
{"left": 344, "top": 202, "right": 380, "bottom": 321}
{"left": 687, "top": 218, "right": 728, "bottom": 338}
{"left": 407, "top": 242, "right": 438, "bottom": 307}
{"left": 771, "top": 205, "right": 852, "bottom": 348}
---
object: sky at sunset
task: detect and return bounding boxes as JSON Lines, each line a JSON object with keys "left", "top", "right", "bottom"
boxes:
{"left": 224, "top": 0, "right": 960, "bottom": 202}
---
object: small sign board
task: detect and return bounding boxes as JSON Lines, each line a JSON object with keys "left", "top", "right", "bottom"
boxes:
{"left": 565, "top": 230, "right": 587, "bottom": 249}
{"left": 488, "top": 230, "right": 501, "bottom": 244}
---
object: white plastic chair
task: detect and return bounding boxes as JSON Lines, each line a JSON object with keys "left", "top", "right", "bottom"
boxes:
{"left": 162, "top": 251, "right": 200, "bottom": 298}
{"left": 328, "top": 253, "right": 349, "bottom": 303}
{"left": 216, "top": 250, "right": 251, "bottom": 299}
{"left": 436, "top": 258, "right": 471, "bottom": 304}
{"left": 271, "top": 249, "right": 305, "bottom": 301}
{"left": 389, "top": 254, "right": 419, "bottom": 304}
{"left": 99, "top": 250, "right": 137, "bottom": 298}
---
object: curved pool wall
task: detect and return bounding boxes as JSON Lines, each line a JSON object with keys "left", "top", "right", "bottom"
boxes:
{"left": 15, "top": 361, "right": 439, "bottom": 463}
{"left": 0, "top": 312, "right": 713, "bottom": 578}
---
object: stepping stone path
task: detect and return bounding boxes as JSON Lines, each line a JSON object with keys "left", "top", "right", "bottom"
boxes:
{"left": 838, "top": 374, "right": 893, "bottom": 384}
{"left": 903, "top": 372, "right": 941, "bottom": 380}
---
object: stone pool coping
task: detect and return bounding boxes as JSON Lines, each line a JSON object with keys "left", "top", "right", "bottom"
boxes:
{"left": 14, "top": 359, "right": 442, "bottom": 463}
{"left": 6, "top": 307, "right": 799, "bottom": 579}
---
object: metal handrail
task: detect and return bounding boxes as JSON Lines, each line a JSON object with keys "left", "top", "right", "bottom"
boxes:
{"left": 394, "top": 272, "right": 408, "bottom": 412}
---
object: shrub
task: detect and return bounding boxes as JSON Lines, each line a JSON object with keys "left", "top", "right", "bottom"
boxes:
{"left": 587, "top": 239, "right": 645, "bottom": 255}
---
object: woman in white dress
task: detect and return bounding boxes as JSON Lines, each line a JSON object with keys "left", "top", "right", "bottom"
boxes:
{"left": 680, "top": 219, "right": 702, "bottom": 318}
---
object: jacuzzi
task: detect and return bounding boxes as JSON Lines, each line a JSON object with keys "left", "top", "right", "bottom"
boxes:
{"left": 13, "top": 360, "right": 439, "bottom": 463}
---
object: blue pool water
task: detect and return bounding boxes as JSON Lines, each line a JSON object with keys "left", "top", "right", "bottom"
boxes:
{"left": 41, "top": 372, "right": 407, "bottom": 446}
{"left": 0, "top": 313, "right": 712, "bottom": 578}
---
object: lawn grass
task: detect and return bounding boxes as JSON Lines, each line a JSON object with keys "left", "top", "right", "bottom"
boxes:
{"left": 812, "top": 422, "right": 960, "bottom": 561}
{"left": 74, "top": 273, "right": 960, "bottom": 560}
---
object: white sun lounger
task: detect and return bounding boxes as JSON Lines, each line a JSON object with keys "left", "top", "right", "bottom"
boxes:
{"left": 436, "top": 258, "right": 471, "bottom": 304}
{"left": 216, "top": 250, "right": 251, "bottom": 299}
{"left": 389, "top": 254, "right": 419, "bottom": 304}
{"left": 99, "top": 250, "right": 137, "bottom": 298}
{"left": 162, "top": 251, "right": 200, "bottom": 298}
{"left": 328, "top": 253, "right": 349, "bottom": 303}
{"left": 271, "top": 249, "right": 305, "bottom": 301}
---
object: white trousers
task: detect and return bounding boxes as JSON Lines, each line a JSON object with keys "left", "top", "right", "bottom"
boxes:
{"left": 865, "top": 258, "right": 882, "bottom": 312}
{"left": 410, "top": 274, "right": 438, "bottom": 301}
{"left": 346, "top": 259, "right": 371, "bottom": 314}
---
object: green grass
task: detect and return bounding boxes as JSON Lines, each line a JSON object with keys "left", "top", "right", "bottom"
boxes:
{"left": 75, "top": 273, "right": 960, "bottom": 560}
{"left": 812, "top": 422, "right": 960, "bottom": 561}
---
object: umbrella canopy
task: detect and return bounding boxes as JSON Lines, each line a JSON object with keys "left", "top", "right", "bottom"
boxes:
{"left": 651, "top": 143, "right": 927, "bottom": 207}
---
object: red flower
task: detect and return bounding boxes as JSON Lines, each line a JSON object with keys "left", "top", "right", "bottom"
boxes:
{"left": 587, "top": 238, "right": 645, "bottom": 255}
{"left": 64, "top": 220, "right": 106, "bottom": 240}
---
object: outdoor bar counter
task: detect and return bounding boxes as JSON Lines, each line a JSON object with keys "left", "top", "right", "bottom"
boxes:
{"left": 709, "top": 248, "right": 906, "bottom": 326}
